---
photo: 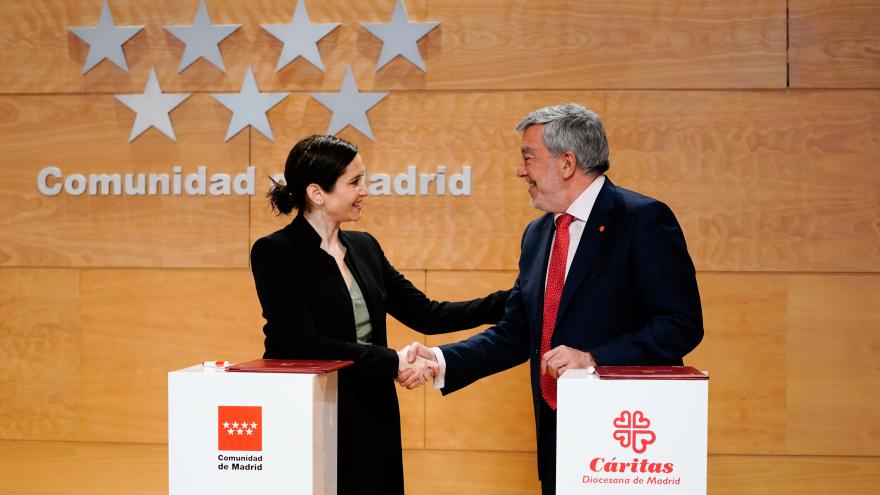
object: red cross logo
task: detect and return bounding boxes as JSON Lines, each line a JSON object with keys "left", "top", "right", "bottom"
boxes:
{"left": 612, "top": 410, "right": 656, "bottom": 454}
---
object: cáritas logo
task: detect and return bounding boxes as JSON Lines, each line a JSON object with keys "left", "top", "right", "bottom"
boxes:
{"left": 612, "top": 410, "right": 655, "bottom": 454}
{"left": 581, "top": 409, "right": 680, "bottom": 485}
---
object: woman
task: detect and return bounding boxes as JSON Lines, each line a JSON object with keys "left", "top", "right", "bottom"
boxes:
{"left": 250, "top": 135, "right": 509, "bottom": 495}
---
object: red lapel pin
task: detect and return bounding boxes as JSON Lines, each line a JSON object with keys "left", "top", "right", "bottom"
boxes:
{"left": 598, "top": 225, "right": 605, "bottom": 232}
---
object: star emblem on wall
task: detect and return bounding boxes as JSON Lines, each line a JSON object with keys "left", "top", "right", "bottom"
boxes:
{"left": 68, "top": 1, "right": 445, "bottom": 143}
{"left": 310, "top": 65, "right": 388, "bottom": 141}
{"left": 164, "top": 0, "right": 241, "bottom": 73}
{"left": 114, "top": 67, "right": 191, "bottom": 141}
{"left": 69, "top": 0, "right": 143, "bottom": 74}
{"left": 212, "top": 66, "right": 290, "bottom": 141}
{"left": 361, "top": 0, "right": 440, "bottom": 72}
{"left": 261, "top": 0, "right": 340, "bottom": 72}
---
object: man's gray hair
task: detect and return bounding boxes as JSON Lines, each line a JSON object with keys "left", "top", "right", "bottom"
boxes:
{"left": 516, "top": 103, "right": 609, "bottom": 175}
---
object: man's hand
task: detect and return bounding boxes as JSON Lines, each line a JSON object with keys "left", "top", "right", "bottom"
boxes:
{"left": 540, "top": 345, "right": 596, "bottom": 379}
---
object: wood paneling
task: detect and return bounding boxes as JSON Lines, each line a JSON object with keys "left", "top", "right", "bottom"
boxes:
{"left": 417, "top": 271, "right": 880, "bottom": 457}
{"left": 6, "top": 90, "right": 876, "bottom": 275}
{"left": 6, "top": 267, "right": 870, "bottom": 455}
{"left": 1, "top": 0, "right": 878, "bottom": 493}
{"left": 0, "top": 0, "right": 252, "bottom": 94}
{"left": 0, "top": 269, "right": 79, "bottom": 441}
{"left": 78, "top": 268, "right": 263, "bottom": 443}
{"left": 786, "top": 275, "right": 880, "bottom": 456}
{"left": 0, "top": 95, "right": 250, "bottom": 268}
{"left": 790, "top": 1, "right": 880, "bottom": 88}
{"left": 71, "top": 262, "right": 430, "bottom": 447}
{"left": 606, "top": 90, "right": 880, "bottom": 273}
{"left": 0, "top": 440, "right": 166, "bottom": 495}
{"left": 388, "top": 269, "right": 428, "bottom": 450}
{"left": 709, "top": 454, "right": 880, "bottom": 495}
{"left": 422, "top": 271, "right": 534, "bottom": 452}
{"left": 688, "top": 273, "right": 788, "bottom": 455}
{"left": 0, "top": 1, "right": 785, "bottom": 94}
{"left": 2, "top": 441, "right": 878, "bottom": 495}
{"left": 404, "top": 449, "right": 540, "bottom": 495}
{"left": 250, "top": 91, "right": 602, "bottom": 271}
{"left": 255, "top": 90, "right": 880, "bottom": 273}
{"left": 417, "top": 0, "right": 786, "bottom": 90}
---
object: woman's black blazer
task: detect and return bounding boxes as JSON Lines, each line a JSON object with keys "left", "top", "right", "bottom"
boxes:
{"left": 251, "top": 213, "right": 508, "bottom": 495}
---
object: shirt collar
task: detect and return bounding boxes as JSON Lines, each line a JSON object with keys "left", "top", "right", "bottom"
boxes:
{"left": 554, "top": 174, "right": 606, "bottom": 223}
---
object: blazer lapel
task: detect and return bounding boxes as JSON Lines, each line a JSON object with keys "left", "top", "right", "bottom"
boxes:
{"left": 556, "top": 178, "right": 616, "bottom": 321}
{"left": 290, "top": 217, "right": 358, "bottom": 342}
{"left": 340, "top": 232, "right": 385, "bottom": 345}
{"left": 527, "top": 215, "right": 555, "bottom": 346}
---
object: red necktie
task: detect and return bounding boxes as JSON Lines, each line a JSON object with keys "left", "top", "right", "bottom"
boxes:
{"left": 541, "top": 213, "right": 574, "bottom": 410}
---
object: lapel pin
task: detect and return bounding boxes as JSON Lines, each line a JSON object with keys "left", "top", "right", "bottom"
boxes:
{"left": 598, "top": 225, "right": 605, "bottom": 232}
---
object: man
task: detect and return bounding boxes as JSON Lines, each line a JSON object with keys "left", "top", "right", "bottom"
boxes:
{"left": 405, "top": 103, "right": 703, "bottom": 495}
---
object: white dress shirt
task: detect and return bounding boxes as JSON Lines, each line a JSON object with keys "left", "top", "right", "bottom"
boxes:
{"left": 430, "top": 175, "right": 607, "bottom": 389}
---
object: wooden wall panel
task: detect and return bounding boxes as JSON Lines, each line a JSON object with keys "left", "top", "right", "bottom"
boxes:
{"left": 78, "top": 269, "right": 263, "bottom": 443}
{"left": 606, "top": 91, "right": 880, "bottom": 273}
{"left": 688, "top": 273, "right": 788, "bottom": 455}
{"left": 250, "top": 91, "right": 603, "bottom": 271}
{"left": 1, "top": 0, "right": 878, "bottom": 493}
{"left": 786, "top": 275, "right": 880, "bottom": 456}
{"left": 0, "top": 1, "right": 785, "bottom": 94}
{"left": 404, "top": 449, "right": 540, "bottom": 495}
{"left": 0, "top": 440, "right": 166, "bottom": 495}
{"left": 415, "top": 271, "right": 880, "bottom": 457}
{"left": 0, "top": 0, "right": 253, "bottom": 94}
{"left": 790, "top": 1, "right": 880, "bottom": 88}
{"left": 388, "top": 269, "right": 427, "bottom": 449}
{"left": 418, "top": 0, "right": 786, "bottom": 90}
{"left": 0, "top": 269, "right": 79, "bottom": 441}
{"left": 0, "top": 95, "right": 250, "bottom": 268}
{"left": 252, "top": 90, "right": 880, "bottom": 273}
{"left": 422, "top": 270, "right": 533, "bottom": 451}
{"left": 709, "top": 454, "right": 880, "bottom": 495}
{"left": 3, "top": 441, "right": 878, "bottom": 495}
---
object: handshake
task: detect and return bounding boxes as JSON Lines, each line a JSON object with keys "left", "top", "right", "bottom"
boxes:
{"left": 394, "top": 342, "right": 598, "bottom": 390}
{"left": 395, "top": 342, "right": 437, "bottom": 390}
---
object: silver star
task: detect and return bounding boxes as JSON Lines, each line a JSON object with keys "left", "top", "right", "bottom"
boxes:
{"left": 164, "top": 0, "right": 240, "bottom": 73}
{"left": 69, "top": 0, "right": 143, "bottom": 74}
{"left": 212, "top": 66, "right": 289, "bottom": 141}
{"left": 261, "top": 0, "right": 339, "bottom": 72}
{"left": 361, "top": 0, "right": 439, "bottom": 72}
{"left": 310, "top": 65, "right": 388, "bottom": 141}
{"left": 114, "top": 67, "right": 191, "bottom": 142}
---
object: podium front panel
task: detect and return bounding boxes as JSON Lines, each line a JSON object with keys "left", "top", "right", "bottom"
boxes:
{"left": 557, "top": 370, "right": 708, "bottom": 495}
{"left": 168, "top": 366, "right": 338, "bottom": 495}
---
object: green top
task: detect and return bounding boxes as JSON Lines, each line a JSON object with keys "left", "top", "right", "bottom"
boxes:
{"left": 348, "top": 277, "right": 373, "bottom": 344}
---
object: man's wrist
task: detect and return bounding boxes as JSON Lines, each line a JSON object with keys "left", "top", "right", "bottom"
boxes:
{"left": 431, "top": 346, "right": 446, "bottom": 389}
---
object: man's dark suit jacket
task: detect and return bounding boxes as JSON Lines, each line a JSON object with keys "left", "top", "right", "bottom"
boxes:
{"left": 251, "top": 213, "right": 508, "bottom": 495}
{"left": 439, "top": 177, "right": 703, "bottom": 491}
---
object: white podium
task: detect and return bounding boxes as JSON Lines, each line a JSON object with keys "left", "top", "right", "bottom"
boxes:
{"left": 557, "top": 367, "right": 708, "bottom": 495}
{"left": 168, "top": 360, "right": 349, "bottom": 495}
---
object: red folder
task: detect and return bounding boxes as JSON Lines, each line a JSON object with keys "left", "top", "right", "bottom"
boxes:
{"left": 227, "top": 359, "right": 354, "bottom": 374}
{"left": 593, "top": 366, "right": 708, "bottom": 380}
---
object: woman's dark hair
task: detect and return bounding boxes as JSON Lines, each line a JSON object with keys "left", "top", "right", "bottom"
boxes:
{"left": 268, "top": 135, "right": 359, "bottom": 215}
